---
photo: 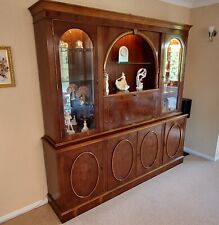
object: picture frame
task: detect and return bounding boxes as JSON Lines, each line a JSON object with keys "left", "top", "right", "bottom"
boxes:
{"left": 0, "top": 46, "right": 15, "bottom": 87}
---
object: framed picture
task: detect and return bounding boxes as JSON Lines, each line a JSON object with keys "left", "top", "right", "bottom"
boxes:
{"left": 0, "top": 46, "right": 15, "bottom": 87}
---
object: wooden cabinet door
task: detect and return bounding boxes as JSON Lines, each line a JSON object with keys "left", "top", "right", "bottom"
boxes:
{"left": 137, "top": 124, "right": 163, "bottom": 176}
{"left": 105, "top": 130, "right": 137, "bottom": 191}
{"left": 58, "top": 141, "right": 104, "bottom": 210}
{"left": 163, "top": 117, "right": 186, "bottom": 164}
{"left": 103, "top": 90, "right": 159, "bottom": 130}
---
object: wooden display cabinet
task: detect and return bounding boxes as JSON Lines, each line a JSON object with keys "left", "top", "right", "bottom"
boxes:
{"left": 29, "top": 0, "right": 191, "bottom": 222}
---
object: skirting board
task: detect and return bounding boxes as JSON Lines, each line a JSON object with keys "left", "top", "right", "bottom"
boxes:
{"left": 0, "top": 198, "right": 48, "bottom": 224}
{"left": 184, "top": 147, "right": 219, "bottom": 161}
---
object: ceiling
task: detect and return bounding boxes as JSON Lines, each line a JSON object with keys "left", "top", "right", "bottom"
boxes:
{"left": 160, "top": 0, "right": 219, "bottom": 8}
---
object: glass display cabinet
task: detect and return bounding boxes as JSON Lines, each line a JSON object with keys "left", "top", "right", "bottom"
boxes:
{"left": 59, "top": 29, "right": 95, "bottom": 135}
{"left": 101, "top": 30, "right": 160, "bottom": 130}
{"left": 29, "top": 1, "right": 191, "bottom": 222}
{"left": 161, "top": 36, "right": 185, "bottom": 113}
{"left": 104, "top": 32, "right": 158, "bottom": 95}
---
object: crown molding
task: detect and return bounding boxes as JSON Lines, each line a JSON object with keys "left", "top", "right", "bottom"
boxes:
{"left": 193, "top": 0, "right": 219, "bottom": 8}
{"left": 160, "top": 0, "right": 219, "bottom": 8}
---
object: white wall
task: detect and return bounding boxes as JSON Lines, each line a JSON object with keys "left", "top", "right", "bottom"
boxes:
{"left": 184, "top": 4, "right": 219, "bottom": 160}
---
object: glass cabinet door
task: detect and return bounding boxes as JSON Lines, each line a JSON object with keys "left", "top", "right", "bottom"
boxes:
{"left": 59, "top": 29, "right": 95, "bottom": 135}
{"left": 104, "top": 33, "right": 157, "bottom": 95}
{"left": 162, "top": 38, "right": 183, "bottom": 113}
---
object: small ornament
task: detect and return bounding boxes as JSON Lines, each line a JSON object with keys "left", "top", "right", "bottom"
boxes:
{"left": 64, "top": 112, "right": 75, "bottom": 134}
{"left": 76, "top": 86, "right": 90, "bottom": 105}
{"left": 75, "top": 40, "right": 83, "bottom": 49}
{"left": 118, "top": 46, "right": 129, "bottom": 63}
{"left": 136, "top": 68, "right": 147, "bottom": 91}
{"left": 104, "top": 71, "right": 109, "bottom": 95}
{"left": 71, "top": 115, "right": 77, "bottom": 126}
{"left": 115, "top": 72, "right": 130, "bottom": 91}
{"left": 81, "top": 120, "right": 89, "bottom": 132}
{"left": 66, "top": 83, "right": 78, "bottom": 100}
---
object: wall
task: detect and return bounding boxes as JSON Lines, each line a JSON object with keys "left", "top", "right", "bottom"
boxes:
{"left": 0, "top": 0, "right": 191, "bottom": 218}
{"left": 184, "top": 4, "right": 219, "bottom": 160}
{"left": 54, "top": 0, "right": 191, "bottom": 24}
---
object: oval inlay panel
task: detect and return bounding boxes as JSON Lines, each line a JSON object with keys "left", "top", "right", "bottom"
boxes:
{"left": 166, "top": 124, "right": 182, "bottom": 158}
{"left": 140, "top": 131, "right": 159, "bottom": 168}
{"left": 70, "top": 152, "right": 100, "bottom": 198}
{"left": 112, "top": 139, "right": 134, "bottom": 181}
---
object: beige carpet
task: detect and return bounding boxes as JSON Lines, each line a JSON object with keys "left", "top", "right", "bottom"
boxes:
{"left": 3, "top": 155, "right": 219, "bottom": 225}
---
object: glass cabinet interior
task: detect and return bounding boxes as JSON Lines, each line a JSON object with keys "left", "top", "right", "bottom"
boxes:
{"left": 162, "top": 38, "right": 183, "bottom": 113}
{"left": 59, "top": 29, "right": 95, "bottom": 135}
{"left": 104, "top": 33, "right": 157, "bottom": 95}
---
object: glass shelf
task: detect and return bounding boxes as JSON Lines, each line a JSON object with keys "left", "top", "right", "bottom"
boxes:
{"left": 104, "top": 88, "right": 158, "bottom": 97}
{"left": 107, "top": 62, "right": 151, "bottom": 65}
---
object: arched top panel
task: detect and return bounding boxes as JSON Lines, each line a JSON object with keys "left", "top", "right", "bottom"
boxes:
{"left": 103, "top": 32, "right": 158, "bottom": 95}
{"left": 60, "top": 28, "right": 93, "bottom": 49}
{"left": 104, "top": 32, "right": 157, "bottom": 70}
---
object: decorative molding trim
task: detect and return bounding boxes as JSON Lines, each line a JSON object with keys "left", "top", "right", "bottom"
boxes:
{"left": 160, "top": 0, "right": 219, "bottom": 8}
{"left": 184, "top": 147, "right": 218, "bottom": 161}
{"left": 70, "top": 152, "right": 100, "bottom": 198}
{"left": 140, "top": 131, "right": 159, "bottom": 168}
{"left": 160, "top": 0, "right": 193, "bottom": 8}
{"left": 193, "top": 0, "right": 219, "bottom": 8}
{"left": 0, "top": 198, "right": 48, "bottom": 224}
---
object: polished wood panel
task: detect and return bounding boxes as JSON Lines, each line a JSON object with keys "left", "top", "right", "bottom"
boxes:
{"left": 163, "top": 117, "right": 186, "bottom": 164}
{"left": 48, "top": 155, "right": 183, "bottom": 223}
{"left": 33, "top": 19, "right": 61, "bottom": 141}
{"left": 104, "top": 90, "right": 159, "bottom": 130}
{"left": 70, "top": 152, "right": 100, "bottom": 198}
{"left": 166, "top": 124, "right": 181, "bottom": 157}
{"left": 43, "top": 115, "right": 187, "bottom": 222}
{"left": 112, "top": 139, "right": 134, "bottom": 181}
{"left": 43, "top": 141, "right": 61, "bottom": 205}
{"left": 105, "top": 131, "right": 137, "bottom": 190}
{"left": 57, "top": 141, "right": 104, "bottom": 210}
{"left": 137, "top": 124, "right": 163, "bottom": 176}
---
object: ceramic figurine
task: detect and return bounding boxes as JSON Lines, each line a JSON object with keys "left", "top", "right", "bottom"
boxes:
{"left": 104, "top": 71, "right": 109, "bottom": 95}
{"left": 115, "top": 72, "right": 130, "bottom": 91}
{"left": 81, "top": 120, "right": 89, "bottom": 132}
{"left": 64, "top": 112, "right": 75, "bottom": 134}
{"left": 136, "top": 68, "right": 147, "bottom": 91}
{"left": 76, "top": 86, "right": 89, "bottom": 105}
{"left": 71, "top": 115, "right": 77, "bottom": 126}
{"left": 66, "top": 83, "right": 77, "bottom": 100}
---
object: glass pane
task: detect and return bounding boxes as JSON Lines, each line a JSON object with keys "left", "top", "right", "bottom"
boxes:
{"left": 162, "top": 38, "right": 182, "bottom": 113}
{"left": 104, "top": 34, "right": 156, "bottom": 95}
{"left": 59, "top": 29, "right": 95, "bottom": 135}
